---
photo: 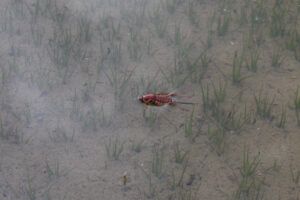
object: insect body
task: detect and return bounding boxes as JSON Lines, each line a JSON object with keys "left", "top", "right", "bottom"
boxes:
{"left": 139, "top": 92, "right": 195, "bottom": 108}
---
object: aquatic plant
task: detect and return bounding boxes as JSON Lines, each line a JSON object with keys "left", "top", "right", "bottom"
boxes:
{"left": 290, "top": 164, "right": 300, "bottom": 185}
{"left": 171, "top": 162, "right": 188, "bottom": 189}
{"left": 105, "top": 137, "right": 124, "bottom": 160}
{"left": 254, "top": 89, "right": 276, "bottom": 120}
{"left": 295, "top": 87, "right": 300, "bottom": 126}
{"left": 232, "top": 51, "right": 249, "bottom": 84}
{"left": 174, "top": 143, "right": 189, "bottom": 164}
{"left": 234, "top": 147, "right": 263, "bottom": 200}
{"left": 152, "top": 148, "right": 164, "bottom": 178}
{"left": 276, "top": 104, "right": 286, "bottom": 128}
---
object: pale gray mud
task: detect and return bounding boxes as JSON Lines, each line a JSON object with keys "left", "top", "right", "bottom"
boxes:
{"left": 0, "top": 0, "right": 299, "bottom": 199}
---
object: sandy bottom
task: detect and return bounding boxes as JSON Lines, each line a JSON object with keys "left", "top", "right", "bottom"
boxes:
{"left": 0, "top": 0, "right": 299, "bottom": 199}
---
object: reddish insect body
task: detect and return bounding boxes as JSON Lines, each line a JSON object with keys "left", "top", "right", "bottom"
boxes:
{"left": 139, "top": 93, "right": 174, "bottom": 106}
{"left": 139, "top": 93, "right": 194, "bottom": 108}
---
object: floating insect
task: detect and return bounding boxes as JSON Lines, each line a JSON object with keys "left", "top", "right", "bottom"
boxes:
{"left": 139, "top": 92, "right": 196, "bottom": 109}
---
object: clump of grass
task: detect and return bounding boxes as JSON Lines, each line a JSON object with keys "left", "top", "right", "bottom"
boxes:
{"left": 217, "top": 14, "right": 230, "bottom": 36}
{"left": 158, "top": 56, "right": 191, "bottom": 88}
{"left": 211, "top": 104, "right": 230, "bottom": 130}
{"left": 254, "top": 89, "right": 276, "bottom": 120}
{"left": 250, "top": 0, "right": 267, "bottom": 31}
{"left": 70, "top": 89, "right": 80, "bottom": 121}
{"left": 127, "top": 27, "right": 142, "bottom": 61}
{"left": 25, "top": 175, "right": 36, "bottom": 200}
{"left": 212, "top": 81, "right": 226, "bottom": 104}
{"left": 146, "top": 176, "right": 156, "bottom": 198}
{"left": 294, "top": 87, "right": 300, "bottom": 126}
{"left": 174, "top": 144, "right": 189, "bottom": 164}
{"left": 290, "top": 164, "right": 300, "bottom": 184}
{"left": 108, "top": 41, "right": 122, "bottom": 64}
{"left": 145, "top": 36, "right": 155, "bottom": 56}
{"left": 127, "top": 40, "right": 142, "bottom": 61}
{"left": 208, "top": 124, "right": 225, "bottom": 155}
{"left": 24, "top": 103, "right": 32, "bottom": 127}
{"left": 143, "top": 107, "right": 158, "bottom": 128}
{"left": 230, "top": 107, "right": 246, "bottom": 134}
{"left": 234, "top": 147, "right": 263, "bottom": 199}
{"left": 189, "top": 51, "right": 211, "bottom": 84}
{"left": 104, "top": 65, "right": 136, "bottom": 111}
{"left": 246, "top": 49, "right": 259, "bottom": 72}
{"left": 184, "top": 107, "right": 194, "bottom": 139}
{"left": 30, "top": 24, "right": 45, "bottom": 47}
{"left": 285, "top": 29, "right": 300, "bottom": 61}
{"left": 270, "top": 2, "right": 286, "bottom": 37}
{"left": 205, "top": 29, "right": 213, "bottom": 49}
{"left": 149, "top": 6, "right": 167, "bottom": 38}
{"left": 285, "top": 29, "right": 300, "bottom": 52}
{"left": 232, "top": 51, "right": 249, "bottom": 84}
{"left": 271, "top": 49, "right": 284, "bottom": 68}
{"left": 243, "top": 104, "right": 253, "bottom": 125}
{"left": 105, "top": 137, "right": 124, "bottom": 160}
{"left": 272, "top": 159, "right": 282, "bottom": 173}
{"left": 188, "top": 0, "right": 198, "bottom": 26}
{"left": 276, "top": 104, "right": 286, "bottom": 128}
{"left": 0, "top": 119, "right": 5, "bottom": 140}
{"left": 173, "top": 23, "right": 184, "bottom": 46}
{"left": 77, "top": 15, "right": 93, "bottom": 44}
{"left": 238, "top": 6, "right": 248, "bottom": 26}
{"left": 201, "top": 84, "right": 210, "bottom": 111}
{"left": 98, "top": 104, "right": 112, "bottom": 128}
{"left": 205, "top": 13, "right": 215, "bottom": 49}
{"left": 48, "top": 124, "right": 75, "bottom": 143}
{"left": 45, "top": 159, "right": 60, "bottom": 179}
{"left": 47, "top": 28, "right": 73, "bottom": 70}
{"left": 165, "top": 0, "right": 176, "bottom": 14}
{"left": 171, "top": 162, "right": 188, "bottom": 189}
{"left": 152, "top": 148, "right": 164, "bottom": 178}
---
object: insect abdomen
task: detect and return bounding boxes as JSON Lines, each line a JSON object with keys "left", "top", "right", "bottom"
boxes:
{"left": 155, "top": 95, "right": 173, "bottom": 104}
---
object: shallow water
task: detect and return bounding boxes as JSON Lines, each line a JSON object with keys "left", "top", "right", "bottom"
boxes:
{"left": 0, "top": 0, "right": 299, "bottom": 199}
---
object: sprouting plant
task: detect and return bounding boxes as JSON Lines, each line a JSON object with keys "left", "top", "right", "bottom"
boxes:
{"left": 188, "top": 0, "right": 198, "bottom": 26}
{"left": 246, "top": 49, "right": 259, "bottom": 72}
{"left": 45, "top": 159, "right": 60, "bottom": 179}
{"left": 234, "top": 147, "right": 263, "bottom": 199}
{"left": 212, "top": 81, "right": 226, "bottom": 104}
{"left": 254, "top": 89, "right": 276, "bottom": 119}
{"left": 25, "top": 174, "right": 36, "bottom": 200}
{"left": 290, "top": 164, "right": 300, "bottom": 184}
{"left": 104, "top": 65, "right": 136, "bottom": 111}
{"left": 152, "top": 148, "right": 164, "bottom": 178}
{"left": 24, "top": 103, "right": 32, "bottom": 127}
{"left": 105, "top": 137, "right": 124, "bottom": 160}
{"left": 201, "top": 84, "right": 210, "bottom": 111}
{"left": 174, "top": 143, "right": 189, "bottom": 164}
{"left": 144, "top": 107, "right": 158, "bottom": 128}
{"left": 276, "top": 104, "right": 286, "bottom": 128}
{"left": 208, "top": 124, "right": 225, "bottom": 155}
{"left": 271, "top": 49, "right": 284, "bottom": 68}
{"left": 217, "top": 14, "right": 230, "bottom": 36}
{"left": 171, "top": 162, "right": 188, "bottom": 189}
{"left": 232, "top": 51, "right": 249, "bottom": 84}
{"left": 270, "top": 2, "right": 286, "bottom": 37}
{"left": 294, "top": 87, "right": 300, "bottom": 126}
{"left": 185, "top": 108, "right": 194, "bottom": 138}
{"left": 231, "top": 107, "right": 246, "bottom": 134}
{"left": 77, "top": 15, "right": 92, "bottom": 44}
{"left": 158, "top": 57, "right": 191, "bottom": 88}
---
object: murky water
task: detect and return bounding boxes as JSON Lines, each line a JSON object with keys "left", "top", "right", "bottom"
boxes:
{"left": 0, "top": 0, "right": 299, "bottom": 199}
